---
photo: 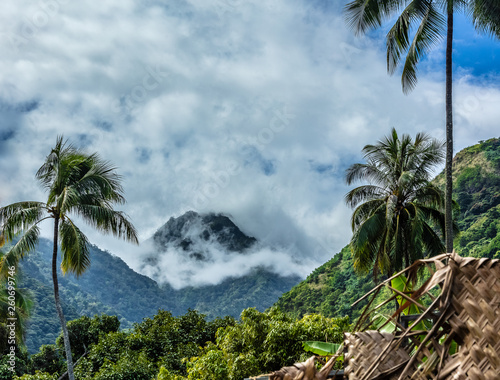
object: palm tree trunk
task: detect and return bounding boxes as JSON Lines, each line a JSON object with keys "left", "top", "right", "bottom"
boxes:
{"left": 52, "top": 215, "right": 75, "bottom": 380}
{"left": 445, "top": 7, "right": 454, "bottom": 253}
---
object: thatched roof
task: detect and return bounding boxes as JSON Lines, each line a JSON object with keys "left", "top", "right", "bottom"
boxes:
{"left": 343, "top": 253, "right": 500, "bottom": 380}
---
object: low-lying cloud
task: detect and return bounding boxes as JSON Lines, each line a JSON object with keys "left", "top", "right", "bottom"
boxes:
{"left": 140, "top": 241, "right": 316, "bottom": 289}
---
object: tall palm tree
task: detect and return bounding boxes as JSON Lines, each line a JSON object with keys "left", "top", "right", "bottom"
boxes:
{"left": 345, "top": 128, "right": 452, "bottom": 278}
{"left": 344, "top": 0, "right": 500, "bottom": 253}
{"left": 0, "top": 136, "right": 138, "bottom": 380}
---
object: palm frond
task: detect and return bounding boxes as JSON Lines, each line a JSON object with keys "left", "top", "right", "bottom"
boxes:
{"left": 4, "top": 224, "right": 41, "bottom": 263}
{"left": 58, "top": 186, "right": 82, "bottom": 215}
{"left": 413, "top": 183, "right": 444, "bottom": 202}
{"left": 345, "top": 0, "right": 404, "bottom": 35}
{"left": 0, "top": 285, "right": 33, "bottom": 343}
{"left": 374, "top": 229, "right": 391, "bottom": 280}
{"left": 401, "top": 1, "right": 445, "bottom": 93}
{"left": 351, "top": 210, "right": 387, "bottom": 273}
{"left": 345, "top": 163, "right": 389, "bottom": 187}
{"left": 59, "top": 218, "right": 91, "bottom": 276}
{"left": 408, "top": 208, "right": 425, "bottom": 262}
{"left": 414, "top": 203, "right": 446, "bottom": 231}
{"left": 0, "top": 247, "right": 22, "bottom": 280}
{"left": 351, "top": 199, "right": 386, "bottom": 230}
{"left": 0, "top": 202, "right": 46, "bottom": 241}
{"left": 36, "top": 136, "right": 80, "bottom": 193}
{"left": 468, "top": 0, "right": 500, "bottom": 38}
{"left": 12, "top": 287, "right": 33, "bottom": 318}
{"left": 421, "top": 221, "right": 445, "bottom": 256}
{"left": 71, "top": 154, "right": 126, "bottom": 204}
{"left": 75, "top": 205, "right": 138, "bottom": 244}
{"left": 386, "top": 1, "right": 413, "bottom": 75}
{"left": 345, "top": 185, "right": 387, "bottom": 208}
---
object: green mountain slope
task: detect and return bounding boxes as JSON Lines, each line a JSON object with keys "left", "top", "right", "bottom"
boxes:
{"left": 274, "top": 246, "right": 374, "bottom": 321}
{"left": 448, "top": 138, "right": 500, "bottom": 258}
{"left": 275, "top": 137, "right": 500, "bottom": 320}
{"left": 19, "top": 240, "right": 177, "bottom": 353}
{"left": 178, "top": 267, "right": 299, "bottom": 319}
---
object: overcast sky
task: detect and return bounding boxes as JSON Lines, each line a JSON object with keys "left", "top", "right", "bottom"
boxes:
{"left": 1, "top": 0, "right": 500, "bottom": 284}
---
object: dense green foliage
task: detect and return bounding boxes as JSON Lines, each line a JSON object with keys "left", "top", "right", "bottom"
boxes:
{"left": 453, "top": 138, "right": 500, "bottom": 258}
{"left": 0, "top": 349, "right": 29, "bottom": 380}
{"left": 7, "top": 308, "right": 348, "bottom": 380}
{"left": 184, "top": 308, "right": 349, "bottom": 380}
{"left": 0, "top": 252, "right": 33, "bottom": 352}
{"left": 176, "top": 268, "right": 300, "bottom": 319}
{"left": 19, "top": 241, "right": 122, "bottom": 353}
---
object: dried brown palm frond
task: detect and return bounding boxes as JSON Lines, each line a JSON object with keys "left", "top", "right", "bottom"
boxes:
{"left": 269, "top": 354, "right": 340, "bottom": 380}
{"left": 344, "top": 253, "right": 500, "bottom": 380}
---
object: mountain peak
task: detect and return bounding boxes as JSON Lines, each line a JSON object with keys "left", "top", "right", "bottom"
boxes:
{"left": 152, "top": 211, "right": 257, "bottom": 256}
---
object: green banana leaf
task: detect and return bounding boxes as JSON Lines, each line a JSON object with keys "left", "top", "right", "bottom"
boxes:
{"left": 371, "top": 312, "right": 396, "bottom": 333}
{"left": 302, "top": 341, "right": 342, "bottom": 356}
{"left": 391, "top": 274, "right": 429, "bottom": 331}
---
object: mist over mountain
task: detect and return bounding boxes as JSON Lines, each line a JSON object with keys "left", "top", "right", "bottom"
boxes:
{"left": 140, "top": 211, "right": 310, "bottom": 289}
{"left": 19, "top": 211, "right": 302, "bottom": 352}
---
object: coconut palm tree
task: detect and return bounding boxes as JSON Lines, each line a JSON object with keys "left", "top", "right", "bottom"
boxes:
{"left": 345, "top": 128, "right": 454, "bottom": 278}
{"left": 0, "top": 136, "right": 138, "bottom": 380}
{"left": 344, "top": 0, "right": 500, "bottom": 253}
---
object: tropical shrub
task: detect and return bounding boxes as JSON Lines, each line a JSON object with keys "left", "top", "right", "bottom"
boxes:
{"left": 188, "top": 307, "right": 350, "bottom": 380}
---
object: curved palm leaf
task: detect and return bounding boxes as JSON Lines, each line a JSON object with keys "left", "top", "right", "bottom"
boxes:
{"left": 345, "top": 185, "right": 386, "bottom": 208}
{"left": 0, "top": 286, "right": 33, "bottom": 344}
{"left": 351, "top": 199, "right": 386, "bottom": 231}
{"left": 0, "top": 248, "right": 33, "bottom": 345}
{"left": 59, "top": 218, "right": 91, "bottom": 276}
{"left": 400, "top": 1, "right": 446, "bottom": 93}
{"left": 4, "top": 223, "right": 42, "bottom": 262}
{"left": 469, "top": 0, "right": 500, "bottom": 37}
{"left": 0, "top": 201, "right": 46, "bottom": 241}
{"left": 75, "top": 205, "right": 138, "bottom": 244}
{"left": 345, "top": 0, "right": 403, "bottom": 35}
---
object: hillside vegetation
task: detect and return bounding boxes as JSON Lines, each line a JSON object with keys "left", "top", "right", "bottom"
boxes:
{"left": 275, "top": 138, "right": 500, "bottom": 319}
{"left": 451, "top": 138, "right": 500, "bottom": 258}
{"left": 274, "top": 246, "right": 374, "bottom": 321}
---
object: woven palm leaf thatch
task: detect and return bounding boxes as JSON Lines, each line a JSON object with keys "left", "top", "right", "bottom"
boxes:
{"left": 269, "top": 355, "right": 339, "bottom": 380}
{"left": 344, "top": 331, "right": 410, "bottom": 379}
{"left": 344, "top": 253, "right": 500, "bottom": 380}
